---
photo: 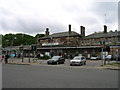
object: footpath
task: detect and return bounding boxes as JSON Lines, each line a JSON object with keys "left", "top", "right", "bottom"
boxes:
{"left": 1, "top": 58, "right": 120, "bottom": 70}
{"left": 97, "top": 61, "right": 120, "bottom": 70}
{"left": 1, "top": 57, "right": 46, "bottom": 65}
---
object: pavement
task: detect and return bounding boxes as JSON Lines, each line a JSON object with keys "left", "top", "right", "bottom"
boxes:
{"left": 97, "top": 64, "right": 120, "bottom": 70}
{"left": 1, "top": 57, "right": 120, "bottom": 70}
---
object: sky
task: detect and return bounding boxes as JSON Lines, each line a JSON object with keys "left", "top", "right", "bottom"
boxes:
{"left": 0, "top": 0, "right": 119, "bottom": 36}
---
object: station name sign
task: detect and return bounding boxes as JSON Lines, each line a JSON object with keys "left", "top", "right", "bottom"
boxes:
{"left": 42, "top": 43, "right": 59, "bottom": 46}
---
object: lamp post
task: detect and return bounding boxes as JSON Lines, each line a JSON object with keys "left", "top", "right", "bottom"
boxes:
{"left": 6, "top": 40, "right": 9, "bottom": 54}
{"left": 28, "top": 46, "right": 30, "bottom": 63}
{"left": 50, "top": 37, "right": 53, "bottom": 57}
{"left": 116, "top": 49, "right": 118, "bottom": 64}
{"left": 31, "top": 44, "right": 36, "bottom": 63}
{"left": 100, "top": 40, "right": 105, "bottom": 66}
{"left": 10, "top": 37, "right": 17, "bottom": 62}
{"left": 20, "top": 45, "right": 24, "bottom": 62}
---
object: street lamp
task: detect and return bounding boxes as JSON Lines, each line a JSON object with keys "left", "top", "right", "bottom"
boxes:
{"left": 50, "top": 37, "right": 53, "bottom": 57}
{"left": 31, "top": 44, "right": 37, "bottom": 63}
{"left": 100, "top": 40, "right": 105, "bottom": 66}
{"left": 116, "top": 49, "right": 118, "bottom": 63}
{"left": 28, "top": 46, "right": 31, "bottom": 63}
{"left": 20, "top": 45, "right": 24, "bottom": 62}
{"left": 6, "top": 40, "right": 9, "bottom": 54}
{"left": 11, "top": 37, "right": 17, "bottom": 62}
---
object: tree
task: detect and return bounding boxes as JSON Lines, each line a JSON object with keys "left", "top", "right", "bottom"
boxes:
{"left": 109, "top": 30, "right": 113, "bottom": 32}
{"left": 35, "top": 34, "right": 45, "bottom": 38}
{"left": 2, "top": 33, "right": 45, "bottom": 47}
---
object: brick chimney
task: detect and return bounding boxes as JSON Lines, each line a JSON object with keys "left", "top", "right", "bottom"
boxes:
{"left": 104, "top": 25, "right": 107, "bottom": 33}
{"left": 68, "top": 24, "right": 71, "bottom": 34}
{"left": 45, "top": 28, "right": 49, "bottom": 36}
{"left": 80, "top": 26, "right": 85, "bottom": 37}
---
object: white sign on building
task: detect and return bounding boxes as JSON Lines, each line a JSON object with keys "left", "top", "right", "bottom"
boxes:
{"left": 42, "top": 43, "right": 59, "bottom": 46}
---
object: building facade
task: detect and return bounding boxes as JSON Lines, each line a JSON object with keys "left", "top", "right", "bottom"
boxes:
{"left": 37, "top": 25, "right": 83, "bottom": 57}
{"left": 3, "top": 25, "right": 120, "bottom": 60}
{"left": 37, "top": 25, "right": 120, "bottom": 59}
{"left": 81, "top": 25, "right": 120, "bottom": 59}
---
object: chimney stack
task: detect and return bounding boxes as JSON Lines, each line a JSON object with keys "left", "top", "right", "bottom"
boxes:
{"left": 104, "top": 25, "right": 107, "bottom": 33}
{"left": 80, "top": 26, "right": 85, "bottom": 37}
{"left": 68, "top": 24, "right": 71, "bottom": 34}
{"left": 45, "top": 28, "right": 49, "bottom": 36}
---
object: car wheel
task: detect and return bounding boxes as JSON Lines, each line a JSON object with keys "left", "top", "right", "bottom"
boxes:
{"left": 70, "top": 64, "right": 72, "bottom": 66}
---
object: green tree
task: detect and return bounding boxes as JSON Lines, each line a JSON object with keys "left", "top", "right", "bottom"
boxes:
{"left": 35, "top": 34, "right": 45, "bottom": 38}
{"left": 2, "top": 33, "right": 45, "bottom": 47}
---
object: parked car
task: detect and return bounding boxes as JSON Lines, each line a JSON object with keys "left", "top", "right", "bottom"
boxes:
{"left": 70, "top": 56, "right": 86, "bottom": 66}
{"left": 105, "top": 55, "right": 112, "bottom": 60}
{"left": 47, "top": 56, "right": 65, "bottom": 65}
{"left": 90, "top": 56, "right": 101, "bottom": 60}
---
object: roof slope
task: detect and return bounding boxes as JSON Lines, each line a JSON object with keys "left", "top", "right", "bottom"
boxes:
{"left": 41, "top": 31, "right": 81, "bottom": 39}
{"left": 85, "top": 31, "right": 120, "bottom": 39}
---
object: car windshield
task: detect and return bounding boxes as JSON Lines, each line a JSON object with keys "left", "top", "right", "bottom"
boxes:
{"left": 52, "top": 56, "right": 60, "bottom": 59}
{"left": 73, "top": 57, "right": 81, "bottom": 60}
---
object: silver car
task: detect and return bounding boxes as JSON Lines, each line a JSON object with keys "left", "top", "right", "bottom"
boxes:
{"left": 70, "top": 56, "right": 86, "bottom": 66}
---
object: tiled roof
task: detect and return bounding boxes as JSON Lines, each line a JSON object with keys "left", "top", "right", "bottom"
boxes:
{"left": 40, "top": 31, "right": 81, "bottom": 39}
{"left": 85, "top": 31, "right": 120, "bottom": 39}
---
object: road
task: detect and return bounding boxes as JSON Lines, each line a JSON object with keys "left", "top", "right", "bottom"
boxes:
{"left": 2, "top": 60, "right": 119, "bottom": 88}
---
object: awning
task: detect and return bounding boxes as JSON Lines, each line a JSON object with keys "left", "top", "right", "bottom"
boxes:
{"left": 37, "top": 46, "right": 101, "bottom": 50}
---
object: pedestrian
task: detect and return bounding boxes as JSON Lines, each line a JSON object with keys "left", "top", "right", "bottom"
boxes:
{"left": 5, "top": 54, "right": 9, "bottom": 64}
{"left": 1, "top": 55, "right": 4, "bottom": 62}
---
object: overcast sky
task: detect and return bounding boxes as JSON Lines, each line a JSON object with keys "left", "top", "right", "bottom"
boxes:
{"left": 0, "top": 0, "right": 119, "bottom": 36}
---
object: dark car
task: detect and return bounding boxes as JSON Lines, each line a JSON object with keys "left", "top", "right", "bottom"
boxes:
{"left": 47, "top": 56, "right": 65, "bottom": 65}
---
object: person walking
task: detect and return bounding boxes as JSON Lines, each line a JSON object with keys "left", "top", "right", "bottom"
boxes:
{"left": 5, "top": 54, "right": 9, "bottom": 64}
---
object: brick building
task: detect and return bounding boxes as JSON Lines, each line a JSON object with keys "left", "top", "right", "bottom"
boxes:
{"left": 37, "top": 25, "right": 120, "bottom": 59}
{"left": 81, "top": 25, "right": 120, "bottom": 58}
{"left": 37, "top": 25, "right": 83, "bottom": 57}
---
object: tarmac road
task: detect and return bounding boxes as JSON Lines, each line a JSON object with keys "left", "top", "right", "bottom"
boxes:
{"left": 2, "top": 62, "right": 119, "bottom": 88}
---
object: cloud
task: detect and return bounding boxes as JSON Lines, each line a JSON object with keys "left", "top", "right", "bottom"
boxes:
{"left": 0, "top": 0, "right": 118, "bottom": 36}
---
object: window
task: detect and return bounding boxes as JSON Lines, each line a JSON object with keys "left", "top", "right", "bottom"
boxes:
{"left": 109, "top": 38, "right": 111, "bottom": 43}
{"left": 55, "top": 39, "right": 58, "bottom": 43}
{"left": 118, "top": 37, "right": 120, "bottom": 42}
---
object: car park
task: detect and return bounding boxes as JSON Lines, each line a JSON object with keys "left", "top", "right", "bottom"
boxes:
{"left": 70, "top": 56, "right": 86, "bottom": 66}
{"left": 47, "top": 56, "right": 65, "bottom": 65}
